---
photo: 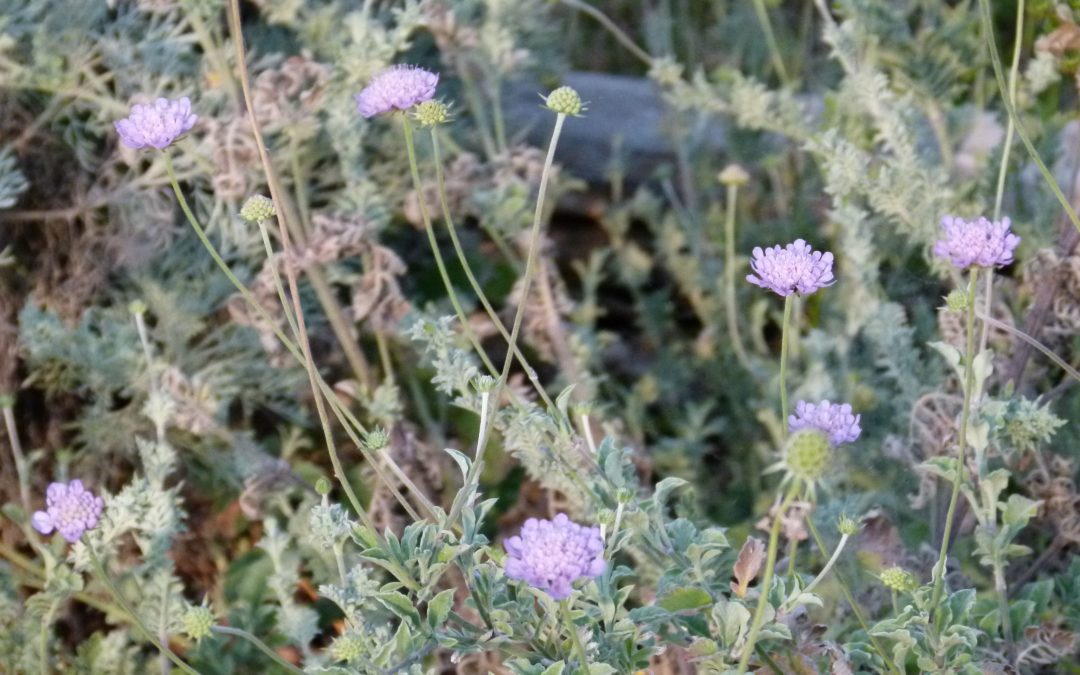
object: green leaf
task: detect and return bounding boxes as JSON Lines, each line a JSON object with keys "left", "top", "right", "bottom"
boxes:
{"left": 541, "top": 662, "right": 566, "bottom": 675}
{"left": 443, "top": 447, "right": 471, "bottom": 481}
{"left": 375, "top": 591, "right": 421, "bottom": 626}
{"left": 555, "top": 384, "right": 576, "bottom": 421}
{"left": 427, "top": 588, "right": 455, "bottom": 629}
{"left": 1002, "top": 494, "right": 1040, "bottom": 529}
{"left": 659, "top": 587, "right": 712, "bottom": 613}
{"left": 654, "top": 476, "right": 688, "bottom": 507}
{"left": 587, "top": 665, "right": 618, "bottom": 675}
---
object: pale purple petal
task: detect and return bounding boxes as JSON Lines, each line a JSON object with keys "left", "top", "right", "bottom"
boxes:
{"left": 115, "top": 96, "right": 198, "bottom": 150}
{"left": 934, "top": 215, "right": 1020, "bottom": 269}
{"left": 32, "top": 479, "right": 103, "bottom": 543}
{"left": 31, "top": 511, "right": 54, "bottom": 535}
{"left": 354, "top": 65, "right": 439, "bottom": 118}
{"left": 502, "top": 513, "right": 606, "bottom": 599}
{"left": 789, "top": 399, "right": 862, "bottom": 446}
{"left": 746, "top": 239, "right": 835, "bottom": 297}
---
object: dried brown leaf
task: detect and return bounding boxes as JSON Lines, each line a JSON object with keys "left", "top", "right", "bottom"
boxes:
{"left": 731, "top": 536, "right": 765, "bottom": 598}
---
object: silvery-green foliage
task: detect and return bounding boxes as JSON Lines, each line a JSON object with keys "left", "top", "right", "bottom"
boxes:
{"left": 0, "top": 146, "right": 28, "bottom": 208}
{"left": 868, "top": 587, "right": 984, "bottom": 673}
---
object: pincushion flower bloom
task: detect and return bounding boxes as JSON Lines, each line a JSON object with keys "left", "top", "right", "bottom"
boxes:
{"left": 933, "top": 215, "right": 1020, "bottom": 270}
{"left": 114, "top": 97, "right": 198, "bottom": 150}
{"left": 788, "top": 400, "right": 862, "bottom": 446}
{"left": 31, "top": 480, "right": 105, "bottom": 543}
{"left": 746, "top": 239, "right": 835, "bottom": 297}
{"left": 354, "top": 65, "right": 439, "bottom": 118}
{"left": 504, "top": 513, "right": 605, "bottom": 600}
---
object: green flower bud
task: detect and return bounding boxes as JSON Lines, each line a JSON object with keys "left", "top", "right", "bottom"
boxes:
{"left": 543, "top": 86, "right": 584, "bottom": 116}
{"left": 240, "top": 195, "right": 275, "bottom": 223}
{"left": 128, "top": 299, "right": 148, "bottom": 316}
{"left": 837, "top": 514, "right": 860, "bottom": 537}
{"left": 473, "top": 375, "right": 497, "bottom": 394}
{"left": 596, "top": 508, "right": 616, "bottom": 527}
{"left": 616, "top": 487, "right": 636, "bottom": 504}
{"left": 181, "top": 605, "right": 215, "bottom": 642}
{"left": 879, "top": 566, "right": 918, "bottom": 593}
{"left": 413, "top": 100, "right": 450, "bottom": 127}
{"left": 945, "top": 289, "right": 971, "bottom": 313}
{"left": 784, "top": 429, "right": 831, "bottom": 482}
{"left": 363, "top": 427, "right": 390, "bottom": 451}
{"left": 330, "top": 634, "right": 365, "bottom": 663}
{"left": 315, "top": 477, "right": 332, "bottom": 496}
{"left": 718, "top": 164, "right": 750, "bottom": 186}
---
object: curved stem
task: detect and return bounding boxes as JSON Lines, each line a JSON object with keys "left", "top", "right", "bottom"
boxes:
{"left": 931, "top": 268, "right": 980, "bottom": 610}
{"left": 560, "top": 599, "right": 589, "bottom": 671}
{"left": 448, "top": 113, "right": 569, "bottom": 529}
{"left": 737, "top": 482, "right": 800, "bottom": 674}
{"left": 210, "top": 625, "right": 305, "bottom": 675}
{"left": 805, "top": 518, "right": 902, "bottom": 675}
{"left": 557, "top": 0, "right": 652, "bottom": 66}
{"left": 724, "top": 183, "right": 752, "bottom": 371}
{"left": 429, "top": 128, "right": 554, "bottom": 409}
{"left": 750, "top": 0, "right": 791, "bottom": 86}
{"left": 87, "top": 546, "right": 201, "bottom": 675}
{"left": 400, "top": 115, "right": 501, "bottom": 380}
{"left": 779, "top": 295, "right": 794, "bottom": 437}
{"left": 978, "top": 0, "right": 1080, "bottom": 236}
{"left": 785, "top": 533, "right": 848, "bottom": 610}
{"left": 993, "top": 560, "right": 1016, "bottom": 663}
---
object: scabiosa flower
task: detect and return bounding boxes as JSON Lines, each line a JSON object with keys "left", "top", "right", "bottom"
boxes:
{"left": 788, "top": 400, "right": 862, "bottom": 446}
{"left": 31, "top": 480, "right": 104, "bottom": 543}
{"left": 114, "top": 97, "right": 198, "bottom": 150}
{"left": 504, "top": 513, "right": 605, "bottom": 600}
{"left": 933, "top": 215, "right": 1020, "bottom": 269}
{"left": 746, "top": 239, "right": 835, "bottom": 297}
{"left": 354, "top": 65, "right": 439, "bottom": 118}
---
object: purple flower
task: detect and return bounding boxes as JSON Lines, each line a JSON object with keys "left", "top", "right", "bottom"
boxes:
{"left": 354, "top": 65, "right": 439, "bottom": 118}
{"left": 114, "top": 97, "right": 198, "bottom": 150}
{"left": 31, "top": 480, "right": 104, "bottom": 543}
{"left": 504, "top": 513, "right": 605, "bottom": 600}
{"left": 933, "top": 215, "right": 1020, "bottom": 269}
{"left": 789, "top": 400, "right": 861, "bottom": 446}
{"left": 746, "top": 239, "right": 835, "bottom": 297}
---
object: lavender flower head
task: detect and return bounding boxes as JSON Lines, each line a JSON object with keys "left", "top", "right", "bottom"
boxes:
{"left": 354, "top": 65, "right": 439, "bottom": 118}
{"left": 747, "top": 239, "right": 835, "bottom": 297}
{"left": 114, "top": 97, "right": 198, "bottom": 150}
{"left": 31, "top": 480, "right": 104, "bottom": 543}
{"left": 789, "top": 400, "right": 862, "bottom": 446}
{"left": 504, "top": 513, "right": 605, "bottom": 600}
{"left": 933, "top": 215, "right": 1020, "bottom": 269}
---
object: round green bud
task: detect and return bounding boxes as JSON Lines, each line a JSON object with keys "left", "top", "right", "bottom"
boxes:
{"left": 413, "top": 100, "right": 449, "bottom": 127}
{"left": 240, "top": 195, "right": 275, "bottom": 223}
{"left": 544, "top": 86, "right": 584, "bottom": 116}
{"left": 718, "top": 164, "right": 750, "bottom": 186}
{"left": 784, "top": 429, "right": 831, "bottom": 482}
{"left": 596, "top": 508, "right": 616, "bottom": 527}
{"left": 837, "top": 514, "right": 860, "bottom": 537}
{"left": 879, "top": 566, "right": 918, "bottom": 593}
{"left": 128, "top": 300, "right": 148, "bottom": 316}
{"left": 363, "top": 427, "right": 390, "bottom": 451}
{"left": 616, "top": 487, "right": 636, "bottom": 505}
{"left": 945, "top": 289, "right": 971, "bottom": 313}
{"left": 315, "top": 477, "right": 332, "bottom": 496}
{"left": 330, "top": 634, "right": 365, "bottom": 663}
{"left": 473, "top": 375, "right": 497, "bottom": 394}
{"left": 181, "top": 605, "right": 215, "bottom": 641}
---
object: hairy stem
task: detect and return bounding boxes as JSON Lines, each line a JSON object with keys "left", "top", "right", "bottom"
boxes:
{"left": 210, "top": 625, "right": 305, "bottom": 675}
{"left": 724, "top": 182, "right": 752, "bottom": 371}
{"left": 931, "top": 268, "right": 980, "bottom": 609}
{"left": 779, "top": 294, "right": 794, "bottom": 436}
{"left": 560, "top": 599, "right": 590, "bottom": 670}
{"left": 738, "top": 482, "right": 800, "bottom": 674}
{"left": 87, "top": 546, "right": 201, "bottom": 675}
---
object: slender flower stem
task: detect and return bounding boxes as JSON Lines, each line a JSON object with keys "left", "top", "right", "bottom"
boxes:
{"left": 782, "top": 534, "right": 849, "bottom": 612}
{"left": 557, "top": 0, "right": 652, "bottom": 66}
{"left": 210, "top": 626, "right": 305, "bottom": 675}
{"left": 779, "top": 295, "right": 794, "bottom": 437}
{"left": 737, "top": 481, "right": 800, "bottom": 674}
{"left": 448, "top": 113, "right": 569, "bottom": 530}
{"left": 87, "top": 546, "right": 201, "bottom": 675}
{"left": 580, "top": 414, "right": 597, "bottom": 454}
{"left": 805, "top": 518, "right": 902, "bottom": 675}
{"left": 931, "top": 268, "right": 981, "bottom": 610}
{"left": 2, "top": 400, "right": 32, "bottom": 519}
{"left": 400, "top": 116, "right": 501, "bottom": 380}
{"left": 429, "top": 128, "right": 554, "bottom": 409}
{"left": 724, "top": 182, "right": 752, "bottom": 371}
{"left": 256, "top": 220, "right": 301, "bottom": 342}
{"left": 560, "top": 599, "right": 589, "bottom": 670}
{"left": 982, "top": 0, "right": 1025, "bottom": 355}
{"left": 978, "top": 0, "right": 1080, "bottom": 236}
{"left": 994, "top": 560, "right": 1016, "bottom": 662}
{"left": 163, "top": 152, "right": 380, "bottom": 529}
{"left": 750, "top": 0, "right": 791, "bottom": 86}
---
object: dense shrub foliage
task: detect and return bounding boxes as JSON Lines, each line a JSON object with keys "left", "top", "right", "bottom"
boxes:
{"left": 1, "top": 0, "right": 1079, "bottom": 672}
